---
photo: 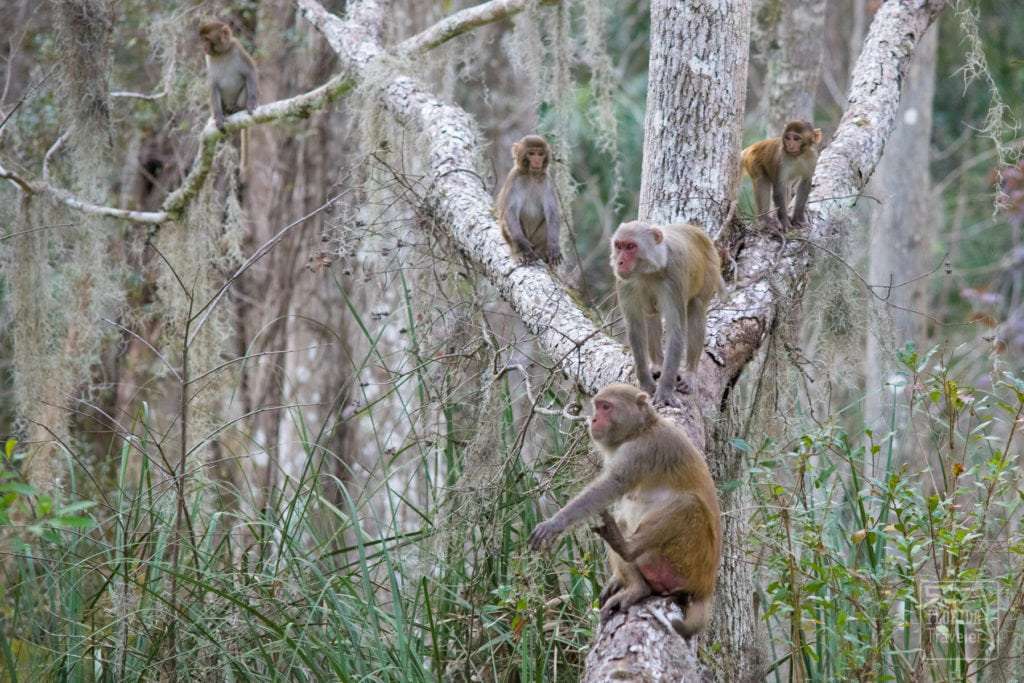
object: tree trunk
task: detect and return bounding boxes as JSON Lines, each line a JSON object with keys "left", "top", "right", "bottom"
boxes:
{"left": 863, "top": 22, "right": 937, "bottom": 452}
{"left": 639, "top": 0, "right": 751, "bottom": 230}
{"left": 640, "top": 2, "right": 762, "bottom": 678}
{"left": 765, "top": 0, "right": 829, "bottom": 132}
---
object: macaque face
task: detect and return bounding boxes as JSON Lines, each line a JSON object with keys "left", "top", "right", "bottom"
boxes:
{"left": 200, "top": 24, "right": 232, "bottom": 55}
{"left": 526, "top": 147, "right": 546, "bottom": 170}
{"left": 613, "top": 237, "right": 639, "bottom": 277}
{"left": 612, "top": 226, "right": 662, "bottom": 278}
{"left": 782, "top": 129, "right": 806, "bottom": 155}
{"left": 589, "top": 397, "right": 617, "bottom": 439}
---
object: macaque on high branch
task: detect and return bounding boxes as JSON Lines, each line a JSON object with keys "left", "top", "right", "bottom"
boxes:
{"left": 741, "top": 120, "right": 823, "bottom": 230}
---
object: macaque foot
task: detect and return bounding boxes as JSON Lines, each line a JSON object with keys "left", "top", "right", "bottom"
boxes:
{"left": 598, "top": 578, "right": 622, "bottom": 606}
{"left": 675, "top": 374, "right": 696, "bottom": 394}
{"left": 600, "top": 583, "right": 652, "bottom": 623}
{"left": 652, "top": 386, "right": 682, "bottom": 408}
{"left": 547, "top": 250, "right": 562, "bottom": 266}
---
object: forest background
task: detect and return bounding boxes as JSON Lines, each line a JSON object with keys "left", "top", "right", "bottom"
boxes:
{"left": 0, "top": 0, "right": 1023, "bottom": 681}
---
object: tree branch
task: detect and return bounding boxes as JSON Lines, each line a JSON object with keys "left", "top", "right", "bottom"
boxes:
{"left": 397, "top": 0, "right": 559, "bottom": 55}
{"left": 0, "top": 72, "right": 355, "bottom": 224}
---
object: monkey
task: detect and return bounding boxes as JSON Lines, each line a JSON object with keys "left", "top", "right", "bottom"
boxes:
{"left": 529, "top": 383, "right": 721, "bottom": 638}
{"left": 199, "top": 20, "right": 258, "bottom": 172}
{"left": 609, "top": 221, "right": 724, "bottom": 408}
{"left": 741, "top": 121, "right": 823, "bottom": 231}
{"left": 496, "top": 135, "right": 561, "bottom": 265}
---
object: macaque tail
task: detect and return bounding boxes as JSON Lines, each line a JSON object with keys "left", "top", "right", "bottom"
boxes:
{"left": 671, "top": 594, "right": 712, "bottom": 639}
{"left": 239, "top": 128, "right": 249, "bottom": 184}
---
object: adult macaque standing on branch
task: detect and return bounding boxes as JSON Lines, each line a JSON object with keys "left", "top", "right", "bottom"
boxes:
{"left": 611, "top": 221, "right": 724, "bottom": 408}
{"left": 529, "top": 383, "right": 721, "bottom": 637}
{"left": 741, "top": 121, "right": 823, "bottom": 230}
{"left": 199, "top": 20, "right": 258, "bottom": 171}
{"left": 496, "top": 135, "right": 562, "bottom": 265}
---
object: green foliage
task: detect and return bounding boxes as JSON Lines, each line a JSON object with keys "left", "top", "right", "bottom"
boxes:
{"left": 751, "top": 349, "right": 1024, "bottom": 681}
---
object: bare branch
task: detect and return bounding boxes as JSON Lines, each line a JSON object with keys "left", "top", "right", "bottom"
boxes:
{"left": 397, "top": 0, "right": 559, "bottom": 55}
{"left": 110, "top": 89, "right": 166, "bottom": 101}
{"left": 0, "top": 71, "right": 354, "bottom": 224}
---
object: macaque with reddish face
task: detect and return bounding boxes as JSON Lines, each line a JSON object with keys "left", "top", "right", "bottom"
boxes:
{"left": 496, "top": 135, "right": 562, "bottom": 265}
{"left": 610, "top": 221, "right": 724, "bottom": 408}
{"left": 529, "top": 383, "right": 721, "bottom": 637}
{"left": 741, "top": 121, "right": 823, "bottom": 230}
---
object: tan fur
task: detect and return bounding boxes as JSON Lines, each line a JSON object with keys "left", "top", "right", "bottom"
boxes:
{"left": 496, "top": 135, "right": 562, "bottom": 264}
{"left": 199, "top": 21, "right": 258, "bottom": 175}
{"left": 741, "top": 121, "right": 822, "bottom": 229}
{"left": 528, "top": 384, "right": 721, "bottom": 637}
{"left": 610, "top": 222, "right": 724, "bottom": 407}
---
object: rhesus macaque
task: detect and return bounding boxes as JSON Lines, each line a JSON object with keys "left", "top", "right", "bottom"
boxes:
{"left": 529, "top": 383, "right": 721, "bottom": 637}
{"left": 496, "top": 135, "right": 561, "bottom": 264}
{"left": 610, "top": 221, "right": 724, "bottom": 408}
{"left": 199, "top": 20, "right": 258, "bottom": 131}
{"left": 741, "top": 121, "right": 823, "bottom": 230}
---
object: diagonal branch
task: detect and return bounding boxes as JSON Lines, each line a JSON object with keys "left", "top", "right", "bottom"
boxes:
{"left": 397, "top": 0, "right": 559, "bottom": 55}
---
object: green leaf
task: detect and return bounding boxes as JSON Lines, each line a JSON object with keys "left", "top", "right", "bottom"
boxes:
{"left": 0, "top": 482, "right": 35, "bottom": 497}
{"left": 3, "top": 439, "right": 14, "bottom": 460}
{"left": 56, "top": 501, "right": 96, "bottom": 516}
{"left": 52, "top": 515, "right": 95, "bottom": 529}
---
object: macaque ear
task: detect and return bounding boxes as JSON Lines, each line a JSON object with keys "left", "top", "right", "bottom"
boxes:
{"left": 650, "top": 228, "right": 664, "bottom": 244}
{"left": 636, "top": 392, "right": 649, "bottom": 407}
{"left": 813, "top": 128, "right": 823, "bottom": 145}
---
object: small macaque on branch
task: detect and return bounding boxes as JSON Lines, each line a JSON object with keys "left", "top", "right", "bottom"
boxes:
{"left": 741, "top": 120, "right": 823, "bottom": 231}
{"left": 199, "top": 20, "right": 258, "bottom": 131}
{"left": 496, "top": 135, "right": 562, "bottom": 265}
{"left": 529, "top": 383, "right": 721, "bottom": 637}
{"left": 610, "top": 221, "right": 724, "bottom": 408}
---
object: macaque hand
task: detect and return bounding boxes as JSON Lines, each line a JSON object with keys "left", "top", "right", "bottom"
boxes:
{"left": 547, "top": 247, "right": 562, "bottom": 266}
{"left": 653, "top": 385, "right": 682, "bottom": 408}
{"left": 528, "top": 518, "right": 564, "bottom": 551}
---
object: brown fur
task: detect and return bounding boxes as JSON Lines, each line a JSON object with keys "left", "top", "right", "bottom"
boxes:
{"left": 610, "top": 221, "right": 724, "bottom": 408}
{"left": 199, "top": 20, "right": 258, "bottom": 174}
{"left": 529, "top": 384, "right": 721, "bottom": 637}
{"left": 741, "top": 121, "right": 822, "bottom": 230}
{"left": 496, "top": 135, "right": 561, "bottom": 264}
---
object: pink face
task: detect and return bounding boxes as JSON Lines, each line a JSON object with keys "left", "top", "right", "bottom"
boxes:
{"left": 526, "top": 148, "right": 546, "bottom": 171}
{"left": 613, "top": 238, "right": 638, "bottom": 277}
{"left": 590, "top": 398, "right": 615, "bottom": 438}
{"left": 783, "top": 130, "right": 805, "bottom": 155}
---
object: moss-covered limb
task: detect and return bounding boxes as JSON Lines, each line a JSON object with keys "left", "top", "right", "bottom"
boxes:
{"left": 162, "top": 73, "right": 354, "bottom": 219}
{"left": 1, "top": 159, "right": 166, "bottom": 223}
{"left": 397, "top": 0, "right": 560, "bottom": 55}
{"left": 0, "top": 69, "right": 355, "bottom": 225}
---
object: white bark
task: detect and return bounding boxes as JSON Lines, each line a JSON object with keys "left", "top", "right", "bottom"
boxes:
{"left": 639, "top": 0, "right": 751, "bottom": 229}
{"left": 863, "top": 24, "right": 937, "bottom": 445}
